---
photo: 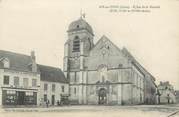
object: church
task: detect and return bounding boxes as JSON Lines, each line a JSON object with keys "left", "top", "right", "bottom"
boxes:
{"left": 63, "top": 16, "right": 157, "bottom": 105}
{"left": 0, "top": 15, "right": 157, "bottom": 106}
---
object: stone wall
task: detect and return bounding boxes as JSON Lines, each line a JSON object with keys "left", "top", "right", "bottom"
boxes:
{"left": 69, "top": 66, "right": 146, "bottom": 105}
{"left": 144, "top": 74, "right": 156, "bottom": 104}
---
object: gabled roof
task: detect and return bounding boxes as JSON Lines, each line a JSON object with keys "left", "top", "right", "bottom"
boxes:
{"left": 90, "top": 36, "right": 156, "bottom": 84}
{"left": 89, "top": 35, "right": 121, "bottom": 55}
{"left": 121, "top": 47, "right": 156, "bottom": 82}
{"left": 0, "top": 50, "right": 33, "bottom": 72}
{"left": 38, "top": 64, "right": 68, "bottom": 83}
{"left": 0, "top": 50, "right": 68, "bottom": 83}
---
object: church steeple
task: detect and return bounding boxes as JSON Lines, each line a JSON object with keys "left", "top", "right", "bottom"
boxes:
{"left": 64, "top": 16, "right": 95, "bottom": 104}
{"left": 67, "top": 17, "right": 94, "bottom": 36}
{"left": 67, "top": 16, "right": 94, "bottom": 55}
{"left": 63, "top": 17, "right": 94, "bottom": 73}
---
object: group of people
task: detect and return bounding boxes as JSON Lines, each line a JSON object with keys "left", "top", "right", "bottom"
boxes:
{"left": 39, "top": 99, "right": 50, "bottom": 107}
{"left": 39, "top": 99, "right": 62, "bottom": 108}
{"left": 39, "top": 96, "right": 69, "bottom": 107}
{"left": 46, "top": 99, "right": 50, "bottom": 108}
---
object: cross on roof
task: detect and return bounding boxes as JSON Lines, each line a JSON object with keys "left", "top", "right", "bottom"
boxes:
{"left": 80, "top": 9, "right": 86, "bottom": 19}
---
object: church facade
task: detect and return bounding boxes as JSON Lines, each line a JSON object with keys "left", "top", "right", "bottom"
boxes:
{"left": 63, "top": 17, "right": 157, "bottom": 105}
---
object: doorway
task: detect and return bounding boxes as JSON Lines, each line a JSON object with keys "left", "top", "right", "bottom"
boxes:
{"left": 98, "top": 88, "right": 107, "bottom": 105}
{"left": 52, "top": 95, "right": 55, "bottom": 105}
{"left": 17, "top": 91, "right": 25, "bottom": 105}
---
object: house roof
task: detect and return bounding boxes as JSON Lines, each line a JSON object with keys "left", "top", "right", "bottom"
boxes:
{"left": 0, "top": 50, "right": 33, "bottom": 72}
{"left": 0, "top": 50, "right": 68, "bottom": 83}
{"left": 38, "top": 64, "right": 68, "bottom": 83}
{"left": 158, "top": 81, "right": 173, "bottom": 88}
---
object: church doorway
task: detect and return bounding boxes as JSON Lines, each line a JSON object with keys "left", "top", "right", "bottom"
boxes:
{"left": 98, "top": 88, "right": 107, "bottom": 105}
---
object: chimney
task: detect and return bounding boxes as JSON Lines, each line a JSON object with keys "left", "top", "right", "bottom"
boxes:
{"left": 30, "top": 51, "right": 37, "bottom": 72}
{"left": 31, "top": 51, "right": 36, "bottom": 61}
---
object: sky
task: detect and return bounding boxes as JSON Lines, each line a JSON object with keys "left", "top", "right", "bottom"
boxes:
{"left": 0, "top": 0, "right": 179, "bottom": 89}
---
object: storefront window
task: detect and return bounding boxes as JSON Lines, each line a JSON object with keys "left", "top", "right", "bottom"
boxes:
{"left": 2, "top": 90, "right": 17, "bottom": 105}
{"left": 2, "top": 90, "right": 37, "bottom": 105}
{"left": 26, "top": 92, "right": 33, "bottom": 96}
{"left": 24, "top": 92, "right": 37, "bottom": 105}
{"left": 7, "top": 90, "right": 16, "bottom": 94}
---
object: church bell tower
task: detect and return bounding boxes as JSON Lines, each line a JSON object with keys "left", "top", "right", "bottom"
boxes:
{"left": 63, "top": 16, "right": 94, "bottom": 74}
{"left": 63, "top": 15, "right": 94, "bottom": 104}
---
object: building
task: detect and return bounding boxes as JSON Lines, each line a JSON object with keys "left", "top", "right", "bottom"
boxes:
{"left": 0, "top": 50, "right": 40, "bottom": 106}
{"left": 38, "top": 64, "right": 69, "bottom": 106}
{"left": 157, "top": 81, "right": 176, "bottom": 104}
{"left": 175, "top": 90, "right": 179, "bottom": 103}
{"left": 63, "top": 17, "right": 157, "bottom": 105}
{"left": 0, "top": 16, "right": 157, "bottom": 106}
{"left": 0, "top": 50, "right": 69, "bottom": 106}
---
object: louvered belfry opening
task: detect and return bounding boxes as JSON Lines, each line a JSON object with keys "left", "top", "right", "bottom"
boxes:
{"left": 73, "top": 36, "right": 80, "bottom": 52}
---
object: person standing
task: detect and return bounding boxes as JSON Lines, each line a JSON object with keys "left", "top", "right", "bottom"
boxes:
{"left": 46, "top": 99, "right": 50, "bottom": 108}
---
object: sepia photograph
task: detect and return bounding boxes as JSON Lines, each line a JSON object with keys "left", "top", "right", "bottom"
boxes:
{"left": 0, "top": 0, "right": 179, "bottom": 117}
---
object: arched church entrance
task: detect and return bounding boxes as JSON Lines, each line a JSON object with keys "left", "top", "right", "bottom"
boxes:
{"left": 98, "top": 88, "right": 107, "bottom": 105}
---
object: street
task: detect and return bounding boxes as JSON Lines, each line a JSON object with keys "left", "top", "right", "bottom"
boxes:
{"left": 0, "top": 105, "right": 179, "bottom": 117}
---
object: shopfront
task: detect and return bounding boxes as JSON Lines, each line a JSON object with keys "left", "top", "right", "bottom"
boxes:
{"left": 2, "top": 90, "right": 37, "bottom": 105}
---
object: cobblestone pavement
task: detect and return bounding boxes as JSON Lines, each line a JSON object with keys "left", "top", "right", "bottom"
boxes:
{"left": 0, "top": 104, "right": 179, "bottom": 117}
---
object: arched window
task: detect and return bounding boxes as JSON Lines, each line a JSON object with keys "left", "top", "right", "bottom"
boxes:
{"left": 98, "top": 64, "right": 107, "bottom": 83}
{"left": 73, "top": 36, "right": 80, "bottom": 52}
